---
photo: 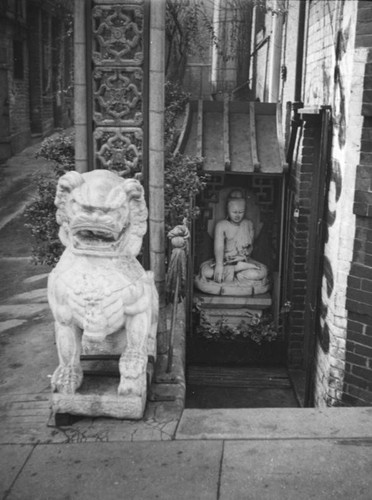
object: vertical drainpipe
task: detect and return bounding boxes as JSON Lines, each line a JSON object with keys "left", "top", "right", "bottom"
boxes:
{"left": 267, "top": 0, "right": 284, "bottom": 102}
{"left": 73, "top": 0, "right": 88, "bottom": 173}
{"left": 294, "top": 0, "right": 306, "bottom": 103}
{"left": 149, "top": 0, "right": 167, "bottom": 353}
{"left": 249, "top": 4, "right": 257, "bottom": 93}
{"left": 211, "top": 0, "right": 221, "bottom": 94}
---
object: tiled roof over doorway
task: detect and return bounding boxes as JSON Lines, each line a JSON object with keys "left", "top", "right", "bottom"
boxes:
{"left": 180, "top": 100, "right": 288, "bottom": 175}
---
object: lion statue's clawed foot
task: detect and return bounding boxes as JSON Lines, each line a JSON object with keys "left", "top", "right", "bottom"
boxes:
{"left": 118, "top": 350, "right": 147, "bottom": 397}
{"left": 51, "top": 365, "right": 83, "bottom": 394}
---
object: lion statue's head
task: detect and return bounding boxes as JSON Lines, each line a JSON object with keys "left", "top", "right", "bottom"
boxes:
{"left": 54, "top": 170, "right": 147, "bottom": 257}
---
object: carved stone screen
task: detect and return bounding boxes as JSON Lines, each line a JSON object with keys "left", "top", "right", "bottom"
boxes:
{"left": 91, "top": 1, "right": 147, "bottom": 177}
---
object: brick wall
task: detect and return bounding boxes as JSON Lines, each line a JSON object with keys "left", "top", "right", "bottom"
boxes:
{"left": 310, "top": 1, "right": 361, "bottom": 407}
{"left": 7, "top": 15, "right": 31, "bottom": 153}
{"left": 344, "top": 8, "right": 372, "bottom": 403}
{"left": 283, "top": 0, "right": 364, "bottom": 406}
{"left": 286, "top": 124, "right": 314, "bottom": 368}
{"left": 28, "top": 3, "right": 43, "bottom": 134}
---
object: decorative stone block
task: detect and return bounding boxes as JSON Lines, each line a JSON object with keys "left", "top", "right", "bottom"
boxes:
{"left": 94, "top": 126, "right": 143, "bottom": 175}
{"left": 92, "top": 3, "right": 144, "bottom": 67}
{"left": 93, "top": 67, "right": 143, "bottom": 127}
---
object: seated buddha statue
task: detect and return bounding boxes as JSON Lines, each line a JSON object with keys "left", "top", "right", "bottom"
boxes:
{"left": 194, "top": 189, "right": 270, "bottom": 296}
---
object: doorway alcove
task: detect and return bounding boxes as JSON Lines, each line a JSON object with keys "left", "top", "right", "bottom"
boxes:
{"left": 176, "top": 100, "right": 297, "bottom": 408}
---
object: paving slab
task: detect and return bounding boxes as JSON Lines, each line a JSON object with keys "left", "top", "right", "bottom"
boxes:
{"left": 0, "top": 303, "right": 50, "bottom": 319}
{"left": 0, "top": 319, "right": 26, "bottom": 333}
{"left": 0, "top": 317, "right": 56, "bottom": 395}
{"left": 6, "top": 441, "right": 222, "bottom": 500}
{"left": 0, "top": 444, "right": 34, "bottom": 498}
{"left": 7, "top": 288, "right": 48, "bottom": 303}
{"left": 176, "top": 407, "right": 372, "bottom": 440}
{"left": 220, "top": 439, "right": 372, "bottom": 500}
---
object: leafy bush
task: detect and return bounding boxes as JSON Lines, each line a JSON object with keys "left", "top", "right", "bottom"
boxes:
{"left": 25, "top": 132, "right": 74, "bottom": 265}
{"left": 164, "top": 80, "right": 190, "bottom": 151}
{"left": 35, "top": 132, "right": 75, "bottom": 172}
{"left": 165, "top": 153, "right": 207, "bottom": 232}
{"left": 25, "top": 172, "right": 63, "bottom": 266}
{"left": 164, "top": 80, "right": 207, "bottom": 231}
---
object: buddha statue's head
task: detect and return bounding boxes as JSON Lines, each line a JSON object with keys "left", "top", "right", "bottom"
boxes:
{"left": 226, "top": 190, "right": 246, "bottom": 225}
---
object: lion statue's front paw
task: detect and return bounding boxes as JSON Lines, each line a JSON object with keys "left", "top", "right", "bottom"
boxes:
{"left": 51, "top": 365, "right": 83, "bottom": 394}
{"left": 118, "top": 351, "right": 147, "bottom": 397}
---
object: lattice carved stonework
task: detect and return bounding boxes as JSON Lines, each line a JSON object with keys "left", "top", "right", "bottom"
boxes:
{"left": 92, "top": 3, "right": 144, "bottom": 66}
{"left": 92, "top": 1, "right": 145, "bottom": 176}
{"left": 93, "top": 67, "right": 143, "bottom": 126}
{"left": 94, "top": 127, "right": 143, "bottom": 177}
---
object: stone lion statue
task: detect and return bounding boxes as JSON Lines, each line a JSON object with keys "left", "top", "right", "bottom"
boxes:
{"left": 48, "top": 169, "right": 158, "bottom": 412}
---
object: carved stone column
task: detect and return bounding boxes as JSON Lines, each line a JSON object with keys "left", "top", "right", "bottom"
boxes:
{"left": 90, "top": 0, "right": 147, "bottom": 178}
{"left": 74, "top": 0, "right": 88, "bottom": 173}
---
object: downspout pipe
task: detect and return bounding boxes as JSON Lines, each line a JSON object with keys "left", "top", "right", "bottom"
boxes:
{"left": 294, "top": 0, "right": 306, "bottom": 103}
{"left": 211, "top": 0, "right": 221, "bottom": 94}
{"left": 267, "top": 1, "right": 284, "bottom": 102}
{"left": 286, "top": 0, "right": 307, "bottom": 163}
{"left": 73, "top": 0, "right": 88, "bottom": 173}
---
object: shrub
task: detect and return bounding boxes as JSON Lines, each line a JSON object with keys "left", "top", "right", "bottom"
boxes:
{"left": 164, "top": 80, "right": 207, "bottom": 231}
{"left": 25, "top": 132, "right": 74, "bottom": 265}
{"left": 25, "top": 172, "right": 62, "bottom": 266}
{"left": 164, "top": 153, "right": 207, "bottom": 232}
{"left": 35, "top": 132, "right": 75, "bottom": 173}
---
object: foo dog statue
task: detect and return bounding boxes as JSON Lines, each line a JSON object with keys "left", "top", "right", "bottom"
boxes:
{"left": 48, "top": 169, "right": 158, "bottom": 418}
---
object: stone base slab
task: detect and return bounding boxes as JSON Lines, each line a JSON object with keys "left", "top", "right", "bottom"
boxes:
{"left": 52, "top": 376, "right": 146, "bottom": 421}
{"left": 202, "top": 307, "right": 263, "bottom": 327}
{"left": 196, "top": 292, "right": 272, "bottom": 309}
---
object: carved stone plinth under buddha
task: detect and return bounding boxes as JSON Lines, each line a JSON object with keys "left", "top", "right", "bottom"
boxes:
{"left": 48, "top": 170, "right": 158, "bottom": 420}
{"left": 196, "top": 292, "right": 272, "bottom": 328}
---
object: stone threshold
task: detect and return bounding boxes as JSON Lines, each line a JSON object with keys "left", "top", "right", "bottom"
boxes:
{"left": 175, "top": 407, "right": 372, "bottom": 441}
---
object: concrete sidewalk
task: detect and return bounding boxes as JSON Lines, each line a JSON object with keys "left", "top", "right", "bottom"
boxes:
{"left": 1, "top": 408, "right": 372, "bottom": 499}
{"left": 1, "top": 138, "right": 372, "bottom": 500}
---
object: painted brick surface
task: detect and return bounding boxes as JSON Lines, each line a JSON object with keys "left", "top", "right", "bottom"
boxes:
{"left": 341, "top": 2, "right": 372, "bottom": 406}
{"left": 282, "top": 1, "right": 369, "bottom": 407}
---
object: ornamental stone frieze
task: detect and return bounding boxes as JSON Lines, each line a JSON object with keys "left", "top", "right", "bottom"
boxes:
{"left": 94, "top": 126, "right": 143, "bottom": 176}
{"left": 91, "top": 1, "right": 145, "bottom": 176}
{"left": 93, "top": 67, "right": 143, "bottom": 126}
{"left": 92, "top": 3, "right": 144, "bottom": 66}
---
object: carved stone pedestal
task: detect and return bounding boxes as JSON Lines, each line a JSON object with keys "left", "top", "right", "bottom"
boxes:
{"left": 196, "top": 292, "right": 272, "bottom": 327}
{"left": 52, "top": 375, "right": 147, "bottom": 421}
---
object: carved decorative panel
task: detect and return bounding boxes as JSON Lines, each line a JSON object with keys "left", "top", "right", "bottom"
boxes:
{"left": 93, "top": 67, "right": 143, "bottom": 126}
{"left": 92, "top": 4, "right": 144, "bottom": 66}
{"left": 91, "top": 1, "right": 146, "bottom": 177}
{"left": 94, "top": 127, "right": 143, "bottom": 177}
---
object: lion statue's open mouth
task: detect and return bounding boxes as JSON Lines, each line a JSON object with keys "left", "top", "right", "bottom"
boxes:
{"left": 71, "top": 224, "right": 124, "bottom": 252}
